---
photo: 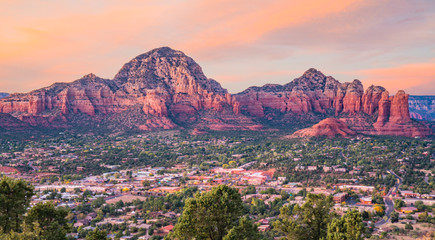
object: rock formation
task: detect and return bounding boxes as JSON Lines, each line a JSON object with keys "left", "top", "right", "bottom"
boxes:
{"left": 0, "top": 48, "right": 431, "bottom": 137}
{"left": 370, "top": 91, "right": 431, "bottom": 137}
{"left": 235, "top": 68, "right": 431, "bottom": 137}
{"left": 0, "top": 47, "right": 259, "bottom": 131}
{"left": 290, "top": 118, "right": 356, "bottom": 138}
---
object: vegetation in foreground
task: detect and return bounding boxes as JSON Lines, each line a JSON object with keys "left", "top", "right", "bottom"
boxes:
{"left": 0, "top": 175, "right": 369, "bottom": 240}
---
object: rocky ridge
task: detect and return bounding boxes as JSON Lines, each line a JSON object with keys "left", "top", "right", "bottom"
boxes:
{"left": 235, "top": 68, "right": 431, "bottom": 137}
{"left": 0, "top": 47, "right": 259, "bottom": 132}
{"left": 0, "top": 48, "right": 431, "bottom": 137}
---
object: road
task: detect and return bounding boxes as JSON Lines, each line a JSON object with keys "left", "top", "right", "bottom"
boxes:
{"left": 374, "top": 169, "right": 402, "bottom": 227}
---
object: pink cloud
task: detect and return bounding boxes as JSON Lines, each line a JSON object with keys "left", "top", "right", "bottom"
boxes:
{"left": 0, "top": 0, "right": 434, "bottom": 95}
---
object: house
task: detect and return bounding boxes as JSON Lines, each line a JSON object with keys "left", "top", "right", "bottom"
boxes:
{"left": 338, "top": 185, "right": 374, "bottom": 192}
{"left": 258, "top": 225, "right": 271, "bottom": 232}
{"left": 360, "top": 197, "right": 372, "bottom": 205}
{"left": 307, "top": 166, "right": 317, "bottom": 171}
{"left": 333, "top": 193, "right": 347, "bottom": 203}
{"left": 256, "top": 219, "right": 269, "bottom": 225}
{"left": 323, "top": 166, "right": 332, "bottom": 172}
{"left": 120, "top": 236, "right": 134, "bottom": 239}
{"left": 401, "top": 191, "right": 420, "bottom": 198}
{"left": 156, "top": 225, "right": 174, "bottom": 235}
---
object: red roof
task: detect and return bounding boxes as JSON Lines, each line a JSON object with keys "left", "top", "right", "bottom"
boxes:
{"left": 161, "top": 225, "right": 174, "bottom": 232}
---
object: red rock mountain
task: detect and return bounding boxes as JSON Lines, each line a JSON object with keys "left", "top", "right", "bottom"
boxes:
{"left": 0, "top": 47, "right": 260, "bottom": 131}
{"left": 290, "top": 118, "right": 356, "bottom": 138}
{"left": 0, "top": 48, "right": 431, "bottom": 137}
{"left": 235, "top": 68, "right": 431, "bottom": 137}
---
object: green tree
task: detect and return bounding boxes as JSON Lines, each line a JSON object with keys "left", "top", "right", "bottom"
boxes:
{"left": 326, "top": 209, "right": 365, "bottom": 240}
{"left": 91, "top": 197, "right": 106, "bottom": 208}
{"left": 391, "top": 211, "right": 399, "bottom": 223}
{"left": 115, "top": 200, "right": 124, "bottom": 209}
{"left": 275, "top": 193, "right": 334, "bottom": 240}
{"left": 223, "top": 216, "right": 262, "bottom": 240}
{"left": 25, "top": 202, "right": 70, "bottom": 240}
{"left": 243, "top": 185, "right": 256, "bottom": 195}
{"left": 393, "top": 199, "right": 405, "bottom": 209}
{"left": 414, "top": 200, "right": 425, "bottom": 212}
{"left": 0, "top": 222, "right": 41, "bottom": 240}
{"left": 404, "top": 223, "right": 413, "bottom": 231}
{"left": 0, "top": 177, "right": 34, "bottom": 233}
{"left": 86, "top": 228, "right": 109, "bottom": 240}
{"left": 169, "top": 185, "right": 243, "bottom": 240}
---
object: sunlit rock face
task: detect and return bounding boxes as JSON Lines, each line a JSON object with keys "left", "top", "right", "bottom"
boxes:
{"left": 0, "top": 48, "right": 431, "bottom": 136}
{"left": 235, "top": 68, "right": 431, "bottom": 137}
{"left": 0, "top": 47, "right": 258, "bottom": 131}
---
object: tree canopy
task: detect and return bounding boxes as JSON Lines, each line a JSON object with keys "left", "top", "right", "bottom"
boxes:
{"left": 169, "top": 185, "right": 245, "bottom": 240}
{"left": 274, "top": 193, "right": 334, "bottom": 240}
{"left": 0, "top": 176, "right": 34, "bottom": 233}
{"left": 326, "top": 209, "right": 365, "bottom": 240}
{"left": 25, "top": 202, "right": 71, "bottom": 240}
{"left": 223, "top": 216, "right": 262, "bottom": 240}
{"left": 86, "top": 228, "right": 109, "bottom": 240}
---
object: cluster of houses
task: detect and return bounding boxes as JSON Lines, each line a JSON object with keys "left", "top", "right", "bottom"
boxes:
{"left": 0, "top": 134, "right": 433, "bottom": 239}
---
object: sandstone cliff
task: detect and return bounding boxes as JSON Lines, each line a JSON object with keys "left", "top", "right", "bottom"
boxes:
{"left": 0, "top": 47, "right": 259, "bottom": 131}
{"left": 235, "top": 68, "right": 431, "bottom": 137}
{"left": 0, "top": 48, "right": 430, "bottom": 137}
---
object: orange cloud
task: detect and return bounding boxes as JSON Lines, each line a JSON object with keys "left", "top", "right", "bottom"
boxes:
{"left": 358, "top": 60, "right": 435, "bottom": 95}
{"left": 0, "top": 0, "right": 434, "bottom": 95}
{"left": 179, "top": 0, "right": 364, "bottom": 58}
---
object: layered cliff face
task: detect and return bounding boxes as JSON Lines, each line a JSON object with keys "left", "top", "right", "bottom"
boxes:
{"left": 235, "top": 69, "right": 367, "bottom": 117}
{"left": 0, "top": 74, "right": 118, "bottom": 128}
{"left": 235, "top": 68, "right": 431, "bottom": 137}
{"left": 0, "top": 47, "right": 259, "bottom": 131}
{"left": 368, "top": 91, "right": 431, "bottom": 137}
{"left": 408, "top": 96, "right": 435, "bottom": 121}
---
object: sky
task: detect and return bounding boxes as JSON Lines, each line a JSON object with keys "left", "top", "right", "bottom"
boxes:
{"left": 0, "top": 0, "right": 434, "bottom": 95}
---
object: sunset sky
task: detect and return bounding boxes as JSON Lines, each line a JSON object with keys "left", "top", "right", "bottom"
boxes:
{"left": 1, "top": 0, "right": 434, "bottom": 94}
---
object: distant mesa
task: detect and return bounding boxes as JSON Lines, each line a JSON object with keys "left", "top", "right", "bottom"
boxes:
{"left": 0, "top": 93, "right": 9, "bottom": 99}
{"left": 408, "top": 96, "right": 435, "bottom": 121}
{"left": 0, "top": 47, "right": 432, "bottom": 137}
{"left": 290, "top": 118, "right": 356, "bottom": 138}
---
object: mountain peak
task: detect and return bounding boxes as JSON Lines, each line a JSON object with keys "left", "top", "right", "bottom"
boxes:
{"left": 113, "top": 47, "right": 206, "bottom": 85}
{"left": 81, "top": 73, "right": 98, "bottom": 80}
{"left": 301, "top": 68, "right": 326, "bottom": 80}
{"left": 135, "top": 46, "right": 186, "bottom": 59}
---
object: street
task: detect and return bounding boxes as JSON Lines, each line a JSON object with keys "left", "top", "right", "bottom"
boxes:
{"left": 374, "top": 169, "right": 402, "bottom": 227}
